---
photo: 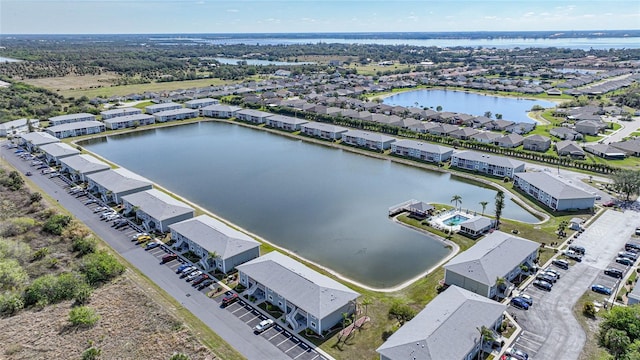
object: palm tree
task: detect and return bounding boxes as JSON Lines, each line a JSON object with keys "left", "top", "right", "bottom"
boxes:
{"left": 494, "top": 191, "right": 505, "bottom": 228}
{"left": 479, "top": 201, "right": 488, "bottom": 216}
{"left": 476, "top": 325, "right": 495, "bottom": 360}
{"left": 361, "top": 297, "right": 372, "bottom": 319}
{"left": 208, "top": 251, "right": 219, "bottom": 270}
{"left": 451, "top": 195, "right": 462, "bottom": 211}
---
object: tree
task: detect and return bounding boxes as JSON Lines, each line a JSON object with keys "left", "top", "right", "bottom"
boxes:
{"left": 495, "top": 277, "right": 507, "bottom": 292}
{"left": 557, "top": 220, "right": 568, "bottom": 238}
{"left": 361, "top": 297, "right": 372, "bottom": 319}
{"left": 611, "top": 169, "right": 640, "bottom": 201}
{"left": 451, "top": 195, "right": 462, "bottom": 211}
{"left": 476, "top": 325, "right": 495, "bottom": 360}
{"left": 436, "top": 105, "right": 443, "bottom": 112}
{"left": 388, "top": 301, "right": 416, "bottom": 325}
{"left": 494, "top": 191, "right": 505, "bottom": 228}
{"left": 602, "top": 328, "right": 630, "bottom": 359}
{"left": 207, "top": 251, "right": 218, "bottom": 269}
{"left": 599, "top": 305, "right": 640, "bottom": 358}
{"left": 495, "top": 113, "right": 503, "bottom": 119}
{"left": 484, "top": 111, "right": 492, "bottom": 119}
{"left": 479, "top": 201, "right": 488, "bottom": 216}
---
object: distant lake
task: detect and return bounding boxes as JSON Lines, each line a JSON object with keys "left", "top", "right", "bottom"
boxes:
{"left": 0, "top": 56, "right": 21, "bottom": 63}
{"left": 383, "top": 89, "right": 557, "bottom": 123}
{"left": 82, "top": 122, "right": 538, "bottom": 288}
{"left": 213, "top": 57, "right": 315, "bottom": 66}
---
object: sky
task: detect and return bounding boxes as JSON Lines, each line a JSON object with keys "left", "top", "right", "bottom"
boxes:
{"left": 1, "top": 0, "right": 639, "bottom": 35}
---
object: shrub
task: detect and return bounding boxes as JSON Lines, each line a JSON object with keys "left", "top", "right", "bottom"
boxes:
{"left": 69, "top": 306, "right": 100, "bottom": 327}
{"left": 81, "top": 347, "right": 101, "bottom": 360}
{"left": 388, "top": 301, "right": 416, "bottom": 325}
{"left": 583, "top": 302, "right": 597, "bottom": 318}
{"left": 169, "top": 353, "right": 190, "bottom": 360}
{"left": 79, "top": 251, "right": 125, "bottom": 286}
{"left": 0, "top": 239, "right": 31, "bottom": 264}
{"left": 29, "top": 192, "right": 42, "bottom": 204}
{"left": 74, "top": 283, "right": 93, "bottom": 305}
{"left": 0, "top": 258, "right": 28, "bottom": 291}
{"left": 0, "top": 292, "right": 24, "bottom": 315}
{"left": 42, "top": 214, "right": 72, "bottom": 235}
{"left": 23, "top": 273, "right": 86, "bottom": 306}
{"left": 2, "top": 217, "right": 37, "bottom": 237}
{"left": 72, "top": 237, "right": 97, "bottom": 256}
{"left": 32, "top": 247, "right": 49, "bottom": 261}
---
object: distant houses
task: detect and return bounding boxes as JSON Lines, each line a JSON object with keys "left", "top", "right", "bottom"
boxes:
{"left": 100, "top": 107, "right": 142, "bottom": 120}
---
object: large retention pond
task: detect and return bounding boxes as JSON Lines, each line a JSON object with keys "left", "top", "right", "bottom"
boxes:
{"left": 383, "top": 89, "right": 556, "bottom": 123}
{"left": 83, "top": 122, "right": 538, "bottom": 288}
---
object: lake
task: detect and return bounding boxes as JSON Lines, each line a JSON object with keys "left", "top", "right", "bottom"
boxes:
{"left": 0, "top": 56, "right": 21, "bottom": 63}
{"left": 82, "top": 122, "right": 538, "bottom": 288}
{"left": 383, "top": 89, "right": 557, "bottom": 123}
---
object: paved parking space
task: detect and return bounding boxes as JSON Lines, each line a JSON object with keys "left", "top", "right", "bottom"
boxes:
{"left": 513, "top": 331, "right": 545, "bottom": 359}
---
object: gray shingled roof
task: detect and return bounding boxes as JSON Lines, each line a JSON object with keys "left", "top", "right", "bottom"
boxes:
{"left": 471, "top": 132, "right": 502, "bottom": 142}
{"left": 236, "top": 108, "right": 273, "bottom": 118}
{"left": 60, "top": 154, "right": 110, "bottom": 174}
{"left": 452, "top": 150, "right": 525, "bottom": 169}
{"left": 267, "top": 114, "right": 308, "bottom": 125}
{"left": 122, "top": 189, "right": 194, "bottom": 222}
{"left": 20, "top": 131, "right": 60, "bottom": 146}
{"left": 169, "top": 215, "right": 260, "bottom": 260}
{"left": 103, "top": 114, "right": 154, "bottom": 125}
{"left": 100, "top": 107, "right": 142, "bottom": 116}
{"left": 236, "top": 251, "right": 360, "bottom": 319}
{"left": 86, "top": 168, "right": 153, "bottom": 194}
{"left": 344, "top": 129, "right": 396, "bottom": 143}
{"left": 201, "top": 104, "right": 242, "bottom": 113}
{"left": 49, "top": 112, "right": 95, "bottom": 122}
{"left": 514, "top": 172, "right": 595, "bottom": 200}
{"left": 154, "top": 108, "right": 198, "bottom": 117}
{"left": 301, "top": 122, "right": 348, "bottom": 133}
{"left": 47, "top": 120, "right": 104, "bottom": 132}
{"left": 610, "top": 139, "right": 640, "bottom": 155}
{"left": 146, "top": 102, "right": 182, "bottom": 111}
{"left": 393, "top": 139, "right": 453, "bottom": 155}
{"left": 39, "top": 142, "right": 80, "bottom": 158}
{"left": 376, "top": 285, "right": 506, "bottom": 360}
{"left": 459, "top": 216, "right": 493, "bottom": 232}
{"left": 444, "top": 231, "right": 539, "bottom": 286}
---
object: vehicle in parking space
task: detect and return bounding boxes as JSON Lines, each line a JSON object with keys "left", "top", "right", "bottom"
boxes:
{"left": 36, "top": 164, "right": 48, "bottom": 170}
{"left": 48, "top": 172, "right": 59, "bottom": 178}
{"left": 221, "top": 293, "right": 239, "bottom": 307}
{"left": 536, "top": 273, "right": 556, "bottom": 284}
{"left": 131, "top": 232, "right": 149, "bottom": 241}
{"left": 84, "top": 199, "right": 97, "bottom": 205}
{"left": 626, "top": 242, "right": 640, "bottom": 252}
{"left": 111, "top": 218, "right": 126, "bottom": 227}
{"left": 145, "top": 241, "right": 161, "bottom": 250}
{"left": 618, "top": 251, "right": 638, "bottom": 261}
{"left": 175, "top": 264, "right": 192, "bottom": 274}
{"left": 532, "top": 280, "right": 552, "bottom": 291}
{"left": 616, "top": 257, "right": 635, "bottom": 266}
{"left": 185, "top": 271, "right": 203, "bottom": 282}
{"left": 544, "top": 268, "right": 561, "bottom": 279}
{"left": 254, "top": 319, "right": 274, "bottom": 333}
{"left": 161, "top": 253, "right": 178, "bottom": 264}
{"left": 636, "top": 227, "right": 640, "bottom": 236}
{"left": 136, "top": 235, "right": 152, "bottom": 244}
{"left": 591, "top": 284, "right": 613, "bottom": 295}
{"left": 197, "top": 279, "right": 214, "bottom": 290}
{"left": 99, "top": 211, "right": 116, "bottom": 220}
{"left": 564, "top": 250, "right": 583, "bottom": 262}
{"left": 505, "top": 347, "right": 529, "bottom": 360}
{"left": 518, "top": 294, "right": 533, "bottom": 306}
{"left": 604, "top": 268, "right": 624, "bottom": 279}
{"left": 602, "top": 200, "right": 616, "bottom": 207}
{"left": 510, "top": 297, "right": 530, "bottom": 310}
{"left": 180, "top": 269, "right": 199, "bottom": 279}
{"left": 104, "top": 214, "right": 120, "bottom": 221}
{"left": 568, "top": 245, "right": 586, "bottom": 255}
{"left": 191, "top": 274, "right": 210, "bottom": 285}
{"left": 542, "top": 271, "right": 559, "bottom": 281}
{"left": 552, "top": 259, "right": 570, "bottom": 269}
{"left": 93, "top": 206, "right": 108, "bottom": 213}
{"left": 25, "top": 171, "right": 32, "bottom": 176}
{"left": 114, "top": 219, "right": 129, "bottom": 229}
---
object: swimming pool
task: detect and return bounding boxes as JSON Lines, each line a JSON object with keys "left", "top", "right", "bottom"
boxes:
{"left": 443, "top": 214, "right": 470, "bottom": 226}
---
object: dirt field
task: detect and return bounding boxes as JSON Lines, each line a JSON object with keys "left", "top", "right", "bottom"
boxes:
{"left": 22, "top": 73, "right": 120, "bottom": 92}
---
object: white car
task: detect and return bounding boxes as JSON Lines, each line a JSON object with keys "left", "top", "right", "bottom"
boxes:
{"left": 254, "top": 319, "right": 274, "bottom": 333}
{"left": 185, "top": 271, "right": 203, "bottom": 281}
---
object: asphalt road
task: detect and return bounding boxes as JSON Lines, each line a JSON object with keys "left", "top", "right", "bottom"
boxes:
{"left": 0, "top": 143, "right": 293, "bottom": 360}
{"left": 512, "top": 210, "right": 640, "bottom": 360}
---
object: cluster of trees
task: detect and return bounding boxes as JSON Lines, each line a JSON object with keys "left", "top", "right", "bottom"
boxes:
{"left": 598, "top": 305, "right": 640, "bottom": 359}
{"left": 611, "top": 169, "right": 640, "bottom": 201}
{"left": 615, "top": 86, "right": 640, "bottom": 109}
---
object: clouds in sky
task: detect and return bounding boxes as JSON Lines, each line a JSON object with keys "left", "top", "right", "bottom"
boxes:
{"left": 1, "top": 0, "right": 638, "bottom": 34}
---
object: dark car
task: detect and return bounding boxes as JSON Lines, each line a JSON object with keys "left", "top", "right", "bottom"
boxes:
{"left": 552, "top": 259, "right": 570, "bottom": 270}
{"left": 510, "top": 297, "right": 530, "bottom": 310}
{"left": 221, "top": 293, "right": 239, "bottom": 307}
{"left": 604, "top": 268, "right": 624, "bottom": 279}
{"left": 192, "top": 274, "right": 210, "bottom": 286}
{"left": 197, "top": 279, "right": 214, "bottom": 290}
{"left": 591, "top": 284, "right": 613, "bottom": 295}
{"left": 618, "top": 251, "right": 638, "bottom": 261}
{"left": 616, "top": 257, "right": 634, "bottom": 266}
{"left": 175, "top": 264, "right": 192, "bottom": 274}
{"left": 569, "top": 245, "right": 586, "bottom": 255}
{"left": 145, "top": 241, "right": 161, "bottom": 251}
{"left": 626, "top": 242, "right": 640, "bottom": 252}
{"left": 161, "top": 253, "right": 178, "bottom": 264}
{"left": 536, "top": 273, "right": 556, "bottom": 284}
{"left": 532, "top": 280, "right": 552, "bottom": 291}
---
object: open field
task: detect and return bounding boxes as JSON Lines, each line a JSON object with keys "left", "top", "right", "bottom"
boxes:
{"left": 22, "top": 73, "right": 120, "bottom": 92}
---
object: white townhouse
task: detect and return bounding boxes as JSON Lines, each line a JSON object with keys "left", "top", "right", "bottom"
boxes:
{"left": 300, "top": 122, "right": 349, "bottom": 141}
{"left": 48, "top": 113, "right": 96, "bottom": 126}
{"left": 45, "top": 121, "right": 105, "bottom": 139}
{"left": 39, "top": 142, "right": 80, "bottom": 165}
{"left": 201, "top": 104, "right": 242, "bottom": 118}
{"left": 103, "top": 113, "right": 156, "bottom": 130}
{"left": 342, "top": 129, "right": 396, "bottom": 151}
{"left": 513, "top": 171, "right": 596, "bottom": 211}
{"left": 450, "top": 150, "right": 525, "bottom": 178}
{"left": 170, "top": 215, "right": 260, "bottom": 273}
{"left": 121, "top": 189, "right": 194, "bottom": 233}
{"left": 185, "top": 98, "right": 219, "bottom": 109}
{"left": 19, "top": 131, "right": 60, "bottom": 152}
{"left": 266, "top": 114, "right": 308, "bottom": 131}
{"left": 391, "top": 139, "right": 454, "bottom": 163}
{"left": 100, "top": 107, "right": 142, "bottom": 120}
{"left": 376, "top": 285, "right": 506, "bottom": 360}
{"left": 235, "top": 108, "right": 273, "bottom": 124}
{"left": 86, "top": 168, "right": 153, "bottom": 205}
{"left": 59, "top": 154, "right": 111, "bottom": 183}
{"left": 237, "top": 251, "right": 360, "bottom": 334}
{"left": 444, "top": 231, "right": 539, "bottom": 299}
{"left": 153, "top": 108, "right": 199, "bottom": 122}
{"left": 0, "top": 118, "right": 39, "bottom": 137}
{"left": 145, "top": 102, "right": 182, "bottom": 114}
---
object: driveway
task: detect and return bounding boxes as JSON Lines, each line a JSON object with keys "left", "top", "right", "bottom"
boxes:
{"left": 509, "top": 210, "right": 640, "bottom": 360}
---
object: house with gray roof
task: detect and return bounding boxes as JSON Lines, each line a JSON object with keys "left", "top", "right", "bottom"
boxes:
{"left": 59, "top": 154, "right": 110, "bottom": 183}
{"left": 170, "top": 215, "right": 260, "bottom": 273}
{"left": 610, "top": 139, "right": 640, "bottom": 157}
{"left": 184, "top": 98, "right": 219, "bottom": 109}
{"left": 391, "top": 139, "right": 453, "bottom": 163}
{"left": 444, "top": 230, "right": 539, "bottom": 299}
{"left": 459, "top": 216, "right": 495, "bottom": 239}
{"left": 0, "top": 118, "right": 39, "bottom": 137}
{"left": 48, "top": 113, "right": 96, "bottom": 126}
{"left": 154, "top": 108, "right": 199, "bottom": 122}
{"left": 627, "top": 284, "right": 640, "bottom": 306}
{"left": 145, "top": 102, "right": 182, "bottom": 114}
{"left": 575, "top": 120, "right": 606, "bottom": 136}
{"left": 550, "top": 127, "right": 583, "bottom": 140}
{"left": 523, "top": 135, "right": 551, "bottom": 152}
{"left": 104, "top": 113, "right": 155, "bottom": 130}
{"left": 235, "top": 109, "right": 273, "bottom": 124}
{"left": 410, "top": 121, "right": 439, "bottom": 134}
{"left": 121, "top": 189, "right": 194, "bottom": 233}
{"left": 19, "top": 131, "right": 60, "bottom": 151}
{"left": 266, "top": 114, "right": 308, "bottom": 131}
{"left": 46, "top": 120, "right": 105, "bottom": 139}
{"left": 86, "top": 168, "right": 153, "bottom": 205}
{"left": 555, "top": 140, "right": 585, "bottom": 158}
{"left": 376, "top": 285, "right": 506, "bottom": 360}
{"left": 488, "top": 119, "right": 514, "bottom": 131}
{"left": 449, "top": 127, "right": 480, "bottom": 140}
{"left": 470, "top": 131, "right": 502, "bottom": 144}
{"left": 450, "top": 151, "right": 525, "bottom": 178}
{"left": 201, "top": 104, "right": 242, "bottom": 118}
{"left": 237, "top": 251, "right": 360, "bottom": 334}
{"left": 428, "top": 123, "right": 459, "bottom": 137}
{"left": 342, "top": 130, "right": 396, "bottom": 151}
{"left": 300, "top": 122, "right": 348, "bottom": 141}
{"left": 39, "top": 142, "right": 80, "bottom": 165}
{"left": 494, "top": 133, "right": 524, "bottom": 148}
{"left": 100, "top": 107, "right": 142, "bottom": 120}
{"left": 584, "top": 143, "right": 626, "bottom": 159}
{"left": 514, "top": 171, "right": 596, "bottom": 211}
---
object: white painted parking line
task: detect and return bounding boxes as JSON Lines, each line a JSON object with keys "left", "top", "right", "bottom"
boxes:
{"left": 294, "top": 350, "right": 312, "bottom": 359}
{"left": 284, "top": 343, "right": 299, "bottom": 353}
{"left": 238, "top": 312, "right": 256, "bottom": 319}
{"left": 231, "top": 307, "right": 245, "bottom": 314}
{"left": 267, "top": 332, "right": 281, "bottom": 341}
{"left": 244, "top": 315, "right": 260, "bottom": 323}
{"left": 276, "top": 337, "right": 290, "bottom": 346}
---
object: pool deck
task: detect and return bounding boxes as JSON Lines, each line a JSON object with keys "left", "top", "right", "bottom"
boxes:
{"left": 431, "top": 209, "right": 478, "bottom": 232}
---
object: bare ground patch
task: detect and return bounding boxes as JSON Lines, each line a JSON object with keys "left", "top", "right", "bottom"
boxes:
{"left": 21, "top": 73, "right": 119, "bottom": 92}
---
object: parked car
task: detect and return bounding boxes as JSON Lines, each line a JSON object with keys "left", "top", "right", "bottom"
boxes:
{"left": 602, "top": 200, "right": 616, "bottom": 207}
{"left": 48, "top": 172, "right": 59, "bottom": 178}
{"left": 136, "top": 235, "right": 152, "bottom": 244}
{"left": 180, "top": 269, "right": 199, "bottom": 279}
{"left": 532, "top": 280, "right": 552, "bottom": 291}
{"left": 185, "top": 271, "right": 203, "bottom": 282}
{"left": 544, "top": 268, "right": 561, "bottom": 279}
{"left": 626, "top": 242, "right": 640, "bottom": 252}
{"left": 616, "top": 257, "right": 635, "bottom": 266}
{"left": 114, "top": 220, "right": 129, "bottom": 229}
{"left": 564, "top": 250, "right": 583, "bottom": 262}
{"left": 25, "top": 171, "right": 32, "bottom": 176}
{"left": 161, "top": 253, "right": 178, "bottom": 264}
{"left": 131, "top": 232, "right": 149, "bottom": 241}
{"left": 618, "top": 251, "right": 638, "bottom": 261}
{"left": 505, "top": 347, "right": 529, "bottom": 360}
{"left": 518, "top": 294, "right": 533, "bottom": 306}
{"left": 568, "top": 245, "right": 586, "bottom": 255}
{"left": 145, "top": 241, "right": 161, "bottom": 250}
{"left": 536, "top": 274, "right": 556, "bottom": 284}
{"left": 175, "top": 264, "right": 192, "bottom": 274}
{"left": 254, "top": 319, "right": 274, "bottom": 333}
{"left": 192, "top": 274, "right": 210, "bottom": 285}
{"left": 197, "top": 279, "right": 214, "bottom": 290}
{"left": 510, "top": 297, "right": 530, "bottom": 310}
{"left": 552, "top": 259, "right": 570, "bottom": 269}
{"left": 591, "top": 284, "right": 613, "bottom": 295}
{"left": 221, "top": 293, "right": 239, "bottom": 307}
{"left": 84, "top": 199, "right": 97, "bottom": 205}
{"left": 604, "top": 268, "right": 624, "bottom": 279}
{"left": 542, "top": 271, "right": 559, "bottom": 281}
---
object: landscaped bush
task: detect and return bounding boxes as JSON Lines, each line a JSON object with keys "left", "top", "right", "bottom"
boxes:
{"left": 583, "top": 302, "right": 597, "bottom": 318}
{"left": 42, "top": 214, "right": 72, "bottom": 235}
{"left": 68, "top": 306, "right": 100, "bottom": 327}
{"left": 79, "top": 250, "right": 125, "bottom": 286}
{"left": 72, "top": 237, "right": 97, "bottom": 256}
